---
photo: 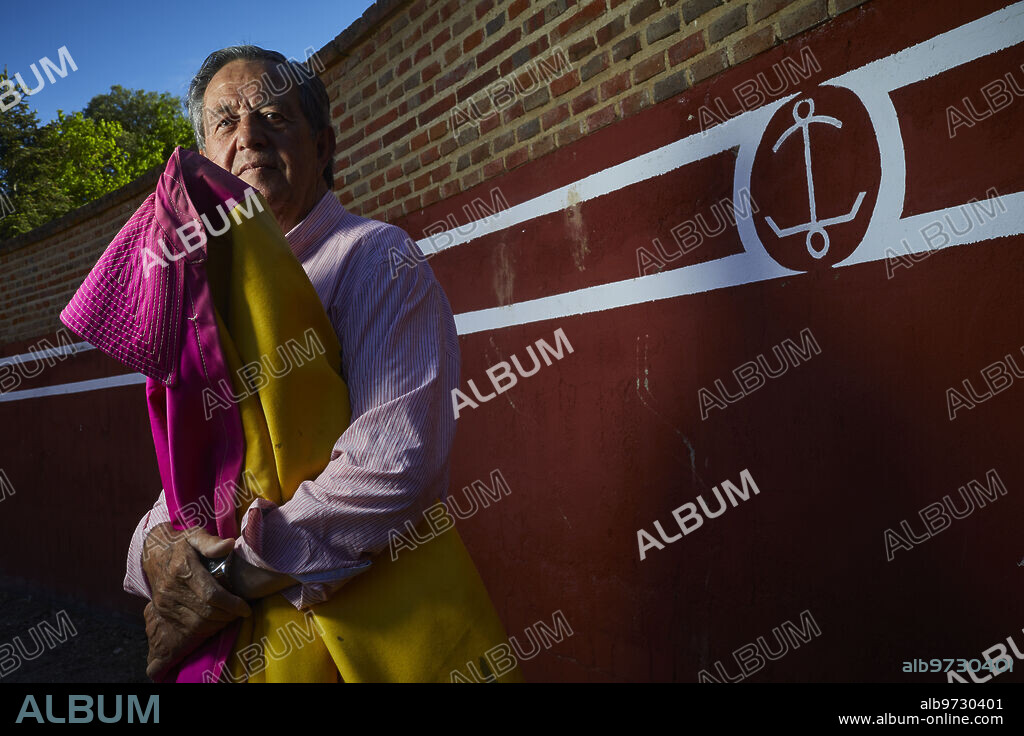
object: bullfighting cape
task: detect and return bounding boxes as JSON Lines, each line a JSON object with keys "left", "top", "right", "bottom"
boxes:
{"left": 59, "top": 146, "right": 522, "bottom": 683}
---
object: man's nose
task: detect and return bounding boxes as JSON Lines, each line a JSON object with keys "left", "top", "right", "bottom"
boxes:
{"left": 236, "top": 110, "right": 268, "bottom": 149}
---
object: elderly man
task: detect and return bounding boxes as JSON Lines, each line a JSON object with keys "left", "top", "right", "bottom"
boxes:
{"left": 124, "top": 46, "right": 459, "bottom": 679}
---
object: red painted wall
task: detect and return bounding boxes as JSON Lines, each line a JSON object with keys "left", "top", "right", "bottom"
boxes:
{"left": 1, "top": 0, "right": 1022, "bottom": 682}
{"left": 396, "top": 0, "right": 1024, "bottom": 682}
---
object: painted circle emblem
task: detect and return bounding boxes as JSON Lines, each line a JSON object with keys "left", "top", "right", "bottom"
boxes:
{"left": 751, "top": 86, "right": 880, "bottom": 271}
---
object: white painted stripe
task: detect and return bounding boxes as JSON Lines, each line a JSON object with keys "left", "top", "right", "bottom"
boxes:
{"left": 453, "top": 192, "right": 1024, "bottom": 335}
{"left": 829, "top": 1, "right": 1024, "bottom": 91}
{"left": 415, "top": 120, "right": 739, "bottom": 254}
{"left": 845, "top": 192, "right": 1024, "bottom": 265}
{"left": 448, "top": 3, "right": 1024, "bottom": 334}
{"left": 419, "top": 2, "right": 1024, "bottom": 258}
{"left": 456, "top": 253, "right": 788, "bottom": 334}
{"left": 5, "top": 4, "right": 1024, "bottom": 394}
{"left": 0, "top": 373, "right": 146, "bottom": 403}
{"left": 0, "top": 341, "right": 93, "bottom": 366}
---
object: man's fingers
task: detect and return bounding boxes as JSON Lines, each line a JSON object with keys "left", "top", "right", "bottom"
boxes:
{"left": 146, "top": 527, "right": 250, "bottom": 623}
{"left": 164, "top": 596, "right": 238, "bottom": 625}
{"left": 202, "top": 582, "right": 252, "bottom": 618}
{"left": 147, "top": 602, "right": 235, "bottom": 680}
{"left": 143, "top": 545, "right": 248, "bottom": 683}
{"left": 147, "top": 655, "right": 172, "bottom": 680}
{"left": 183, "top": 526, "right": 235, "bottom": 558}
{"left": 156, "top": 564, "right": 250, "bottom": 622}
{"left": 141, "top": 523, "right": 182, "bottom": 577}
{"left": 144, "top": 607, "right": 179, "bottom": 681}
{"left": 145, "top": 612, "right": 201, "bottom": 680}
{"left": 181, "top": 551, "right": 251, "bottom": 618}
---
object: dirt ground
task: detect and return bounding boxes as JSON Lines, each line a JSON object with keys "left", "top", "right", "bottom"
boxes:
{"left": 0, "top": 581, "right": 149, "bottom": 683}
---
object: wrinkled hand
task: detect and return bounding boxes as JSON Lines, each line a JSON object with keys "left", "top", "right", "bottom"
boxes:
{"left": 141, "top": 522, "right": 251, "bottom": 680}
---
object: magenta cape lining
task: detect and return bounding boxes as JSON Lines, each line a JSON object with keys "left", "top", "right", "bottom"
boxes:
{"left": 61, "top": 148, "right": 262, "bottom": 682}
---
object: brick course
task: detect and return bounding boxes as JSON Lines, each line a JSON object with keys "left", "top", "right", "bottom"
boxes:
{"left": 1, "top": 0, "right": 874, "bottom": 346}
{"left": 325, "top": 0, "right": 870, "bottom": 222}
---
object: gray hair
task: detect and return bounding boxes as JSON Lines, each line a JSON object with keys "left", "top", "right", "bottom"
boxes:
{"left": 187, "top": 45, "right": 333, "bottom": 188}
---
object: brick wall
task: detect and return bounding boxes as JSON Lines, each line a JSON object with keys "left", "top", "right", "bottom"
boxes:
{"left": 3, "top": 0, "right": 1021, "bottom": 679}
{"left": 0, "top": 0, "right": 871, "bottom": 347}
{"left": 320, "top": 0, "right": 870, "bottom": 222}
{"left": 0, "top": 169, "right": 159, "bottom": 348}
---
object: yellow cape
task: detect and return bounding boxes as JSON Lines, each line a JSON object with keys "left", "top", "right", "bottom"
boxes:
{"left": 203, "top": 197, "right": 522, "bottom": 683}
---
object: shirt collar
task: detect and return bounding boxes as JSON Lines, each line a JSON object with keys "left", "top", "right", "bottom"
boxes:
{"left": 285, "top": 191, "right": 348, "bottom": 258}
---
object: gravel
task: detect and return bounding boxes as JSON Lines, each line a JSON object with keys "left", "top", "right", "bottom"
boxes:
{"left": 0, "top": 581, "right": 149, "bottom": 683}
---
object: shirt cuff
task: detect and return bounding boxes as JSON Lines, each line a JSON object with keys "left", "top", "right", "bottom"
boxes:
{"left": 277, "top": 565, "right": 372, "bottom": 610}
{"left": 124, "top": 490, "right": 171, "bottom": 600}
{"left": 232, "top": 497, "right": 374, "bottom": 611}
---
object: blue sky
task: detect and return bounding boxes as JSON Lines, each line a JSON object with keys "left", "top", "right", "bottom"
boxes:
{"left": 4, "top": 0, "right": 376, "bottom": 123}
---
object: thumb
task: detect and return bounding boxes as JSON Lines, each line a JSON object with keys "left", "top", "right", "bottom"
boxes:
{"left": 184, "top": 526, "right": 235, "bottom": 558}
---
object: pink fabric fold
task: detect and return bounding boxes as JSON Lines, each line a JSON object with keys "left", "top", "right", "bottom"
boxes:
{"left": 61, "top": 147, "right": 261, "bottom": 682}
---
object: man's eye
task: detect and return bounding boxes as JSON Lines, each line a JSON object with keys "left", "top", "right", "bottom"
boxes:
{"left": 217, "top": 118, "right": 234, "bottom": 128}
{"left": 264, "top": 112, "right": 283, "bottom": 121}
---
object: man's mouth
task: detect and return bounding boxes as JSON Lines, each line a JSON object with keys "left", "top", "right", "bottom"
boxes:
{"left": 237, "top": 163, "right": 277, "bottom": 176}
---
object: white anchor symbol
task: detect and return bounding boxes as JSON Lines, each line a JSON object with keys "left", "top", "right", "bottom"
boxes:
{"left": 764, "top": 98, "right": 867, "bottom": 259}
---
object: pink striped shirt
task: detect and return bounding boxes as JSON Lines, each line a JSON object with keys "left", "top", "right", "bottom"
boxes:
{"left": 124, "top": 191, "right": 459, "bottom": 610}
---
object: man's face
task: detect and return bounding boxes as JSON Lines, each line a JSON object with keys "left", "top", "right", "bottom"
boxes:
{"left": 200, "top": 59, "right": 333, "bottom": 232}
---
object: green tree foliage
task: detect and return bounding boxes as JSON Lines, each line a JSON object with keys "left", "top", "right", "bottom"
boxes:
{"left": 49, "top": 111, "right": 137, "bottom": 204}
{"left": 84, "top": 85, "right": 194, "bottom": 167}
{"left": 0, "top": 72, "right": 76, "bottom": 237}
{"left": 0, "top": 74, "right": 194, "bottom": 240}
